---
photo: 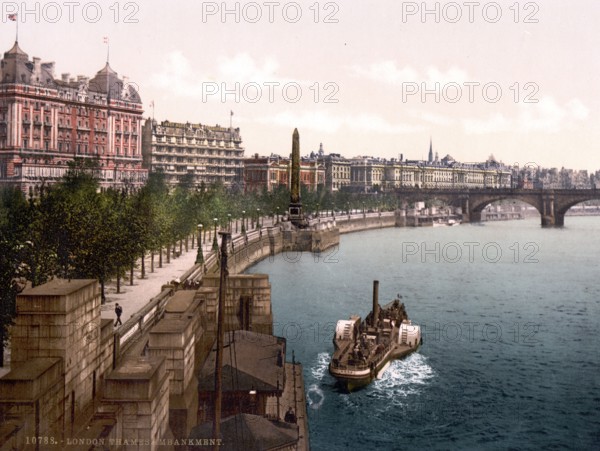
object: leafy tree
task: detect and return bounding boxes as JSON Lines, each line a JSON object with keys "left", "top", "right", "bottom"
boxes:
{"left": 0, "top": 188, "right": 30, "bottom": 366}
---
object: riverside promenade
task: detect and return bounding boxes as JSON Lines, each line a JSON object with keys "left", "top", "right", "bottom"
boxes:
{"left": 102, "top": 211, "right": 396, "bottom": 324}
{"left": 100, "top": 216, "right": 278, "bottom": 324}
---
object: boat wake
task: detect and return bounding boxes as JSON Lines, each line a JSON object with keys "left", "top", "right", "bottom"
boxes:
{"left": 306, "top": 353, "right": 331, "bottom": 410}
{"left": 310, "top": 352, "right": 331, "bottom": 381}
{"left": 370, "top": 353, "right": 435, "bottom": 404}
{"left": 306, "top": 384, "right": 325, "bottom": 410}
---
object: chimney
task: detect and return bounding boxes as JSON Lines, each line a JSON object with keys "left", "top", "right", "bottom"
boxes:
{"left": 42, "top": 62, "right": 55, "bottom": 78}
{"left": 372, "top": 280, "right": 380, "bottom": 328}
{"left": 61, "top": 73, "right": 70, "bottom": 82}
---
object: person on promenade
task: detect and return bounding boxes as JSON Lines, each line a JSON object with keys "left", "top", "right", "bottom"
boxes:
{"left": 114, "top": 303, "right": 123, "bottom": 327}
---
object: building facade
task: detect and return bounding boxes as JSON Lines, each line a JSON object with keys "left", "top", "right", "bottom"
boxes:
{"left": 309, "top": 141, "right": 512, "bottom": 194}
{"left": 0, "top": 41, "right": 147, "bottom": 193}
{"left": 243, "top": 153, "right": 325, "bottom": 193}
{"left": 141, "top": 119, "right": 245, "bottom": 188}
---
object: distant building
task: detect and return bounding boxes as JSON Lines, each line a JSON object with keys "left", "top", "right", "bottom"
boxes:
{"left": 243, "top": 153, "right": 324, "bottom": 193}
{"left": 308, "top": 140, "right": 511, "bottom": 194}
{"left": 315, "top": 144, "right": 351, "bottom": 192}
{"left": 0, "top": 41, "right": 147, "bottom": 193}
{"left": 350, "top": 156, "right": 386, "bottom": 192}
{"left": 142, "top": 119, "right": 244, "bottom": 188}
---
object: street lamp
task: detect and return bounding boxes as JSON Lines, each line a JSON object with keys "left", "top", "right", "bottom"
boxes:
{"left": 195, "top": 224, "right": 204, "bottom": 264}
{"left": 256, "top": 208, "right": 260, "bottom": 229}
{"left": 212, "top": 218, "right": 219, "bottom": 251}
{"left": 276, "top": 206, "right": 280, "bottom": 223}
{"left": 241, "top": 210, "right": 246, "bottom": 234}
{"left": 227, "top": 213, "right": 232, "bottom": 232}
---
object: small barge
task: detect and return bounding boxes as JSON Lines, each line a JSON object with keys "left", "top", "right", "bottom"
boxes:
{"left": 329, "top": 281, "right": 422, "bottom": 391}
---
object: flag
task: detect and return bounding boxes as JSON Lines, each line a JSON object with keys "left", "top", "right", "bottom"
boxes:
{"left": 230, "top": 110, "right": 234, "bottom": 116}
{"left": 103, "top": 36, "right": 109, "bottom": 44}
{"left": 7, "top": 14, "right": 17, "bottom": 21}
{"left": 149, "top": 100, "right": 154, "bottom": 108}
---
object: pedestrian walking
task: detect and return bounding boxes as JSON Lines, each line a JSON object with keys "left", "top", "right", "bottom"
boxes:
{"left": 114, "top": 303, "right": 123, "bottom": 327}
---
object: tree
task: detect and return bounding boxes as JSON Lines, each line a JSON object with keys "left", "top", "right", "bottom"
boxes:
{"left": 0, "top": 188, "right": 30, "bottom": 366}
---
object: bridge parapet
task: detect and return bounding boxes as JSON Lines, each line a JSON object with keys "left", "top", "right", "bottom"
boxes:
{"left": 394, "top": 187, "right": 600, "bottom": 227}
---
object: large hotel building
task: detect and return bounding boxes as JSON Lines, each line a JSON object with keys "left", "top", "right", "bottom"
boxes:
{"left": 141, "top": 119, "right": 245, "bottom": 188}
{"left": 0, "top": 41, "right": 147, "bottom": 193}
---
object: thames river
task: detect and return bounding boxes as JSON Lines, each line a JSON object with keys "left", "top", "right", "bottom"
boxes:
{"left": 246, "top": 217, "right": 600, "bottom": 450}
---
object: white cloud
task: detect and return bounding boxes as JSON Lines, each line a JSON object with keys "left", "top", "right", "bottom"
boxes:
{"left": 149, "top": 51, "right": 289, "bottom": 100}
{"left": 351, "top": 61, "right": 469, "bottom": 86}
{"left": 425, "top": 66, "right": 469, "bottom": 85}
{"left": 462, "top": 113, "right": 512, "bottom": 134}
{"left": 350, "top": 61, "right": 418, "bottom": 85}
{"left": 409, "top": 110, "right": 456, "bottom": 126}
{"left": 255, "top": 110, "right": 424, "bottom": 134}
{"left": 462, "top": 96, "right": 590, "bottom": 134}
{"left": 217, "top": 53, "right": 282, "bottom": 84}
{"left": 566, "top": 99, "right": 589, "bottom": 121}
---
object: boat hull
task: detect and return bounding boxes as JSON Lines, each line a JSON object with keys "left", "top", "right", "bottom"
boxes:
{"left": 329, "top": 343, "right": 419, "bottom": 392}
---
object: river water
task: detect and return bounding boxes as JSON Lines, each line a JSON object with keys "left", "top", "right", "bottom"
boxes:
{"left": 246, "top": 217, "right": 600, "bottom": 450}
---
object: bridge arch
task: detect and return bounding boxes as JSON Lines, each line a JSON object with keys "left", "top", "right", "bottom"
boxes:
{"left": 395, "top": 188, "right": 600, "bottom": 227}
{"left": 468, "top": 196, "right": 541, "bottom": 221}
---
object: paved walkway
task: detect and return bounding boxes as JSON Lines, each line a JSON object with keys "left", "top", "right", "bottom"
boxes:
{"left": 101, "top": 236, "right": 218, "bottom": 323}
{"left": 100, "top": 217, "right": 280, "bottom": 323}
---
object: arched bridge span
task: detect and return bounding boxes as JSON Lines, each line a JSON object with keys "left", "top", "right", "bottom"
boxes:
{"left": 394, "top": 188, "right": 600, "bottom": 227}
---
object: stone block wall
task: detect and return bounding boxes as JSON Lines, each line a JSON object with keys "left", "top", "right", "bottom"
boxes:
{"left": 0, "top": 358, "right": 64, "bottom": 448}
{"left": 147, "top": 317, "right": 195, "bottom": 396}
{"left": 102, "top": 356, "right": 170, "bottom": 451}
{"left": 11, "top": 279, "right": 104, "bottom": 430}
{"left": 202, "top": 274, "right": 273, "bottom": 335}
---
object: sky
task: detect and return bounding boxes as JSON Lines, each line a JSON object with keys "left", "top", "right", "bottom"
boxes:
{"left": 3, "top": 0, "right": 599, "bottom": 170}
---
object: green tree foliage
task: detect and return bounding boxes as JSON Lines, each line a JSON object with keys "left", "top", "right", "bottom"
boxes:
{"left": 0, "top": 188, "right": 30, "bottom": 366}
{"left": 0, "top": 172, "right": 387, "bottom": 366}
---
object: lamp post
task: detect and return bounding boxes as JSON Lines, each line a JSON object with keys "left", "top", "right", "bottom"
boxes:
{"left": 276, "top": 206, "right": 279, "bottom": 224}
{"left": 241, "top": 210, "right": 246, "bottom": 234}
{"left": 212, "top": 218, "right": 219, "bottom": 251}
{"left": 227, "top": 213, "right": 232, "bottom": 232}
{"left": 195, "top": 224, "right": 204, "bottom": 264}
{"left": 256, "top": 208, "right": 260, "bottom": 229}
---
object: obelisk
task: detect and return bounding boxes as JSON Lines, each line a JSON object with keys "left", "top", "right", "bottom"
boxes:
{"left": 288, "top": 128, "right": 304, "bottom": 226}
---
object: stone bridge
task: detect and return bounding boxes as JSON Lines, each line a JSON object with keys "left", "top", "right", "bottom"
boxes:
{"left": 394, "top": 188, "right": 600, "bottom": 227}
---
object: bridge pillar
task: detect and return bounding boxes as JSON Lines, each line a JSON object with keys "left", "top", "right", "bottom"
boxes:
{"left": 470, "top": 210, "right": 483, "bottom": 223}
{"left": 461, "top": 197, "right": 470, "bottom": 223}
{"left": 541, "top": 195, "right": 562, "bottom": 227}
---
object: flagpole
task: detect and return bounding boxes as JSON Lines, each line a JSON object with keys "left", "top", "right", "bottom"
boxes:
{"left": 15, "top": 14, "right": 18, "bottom": 42}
